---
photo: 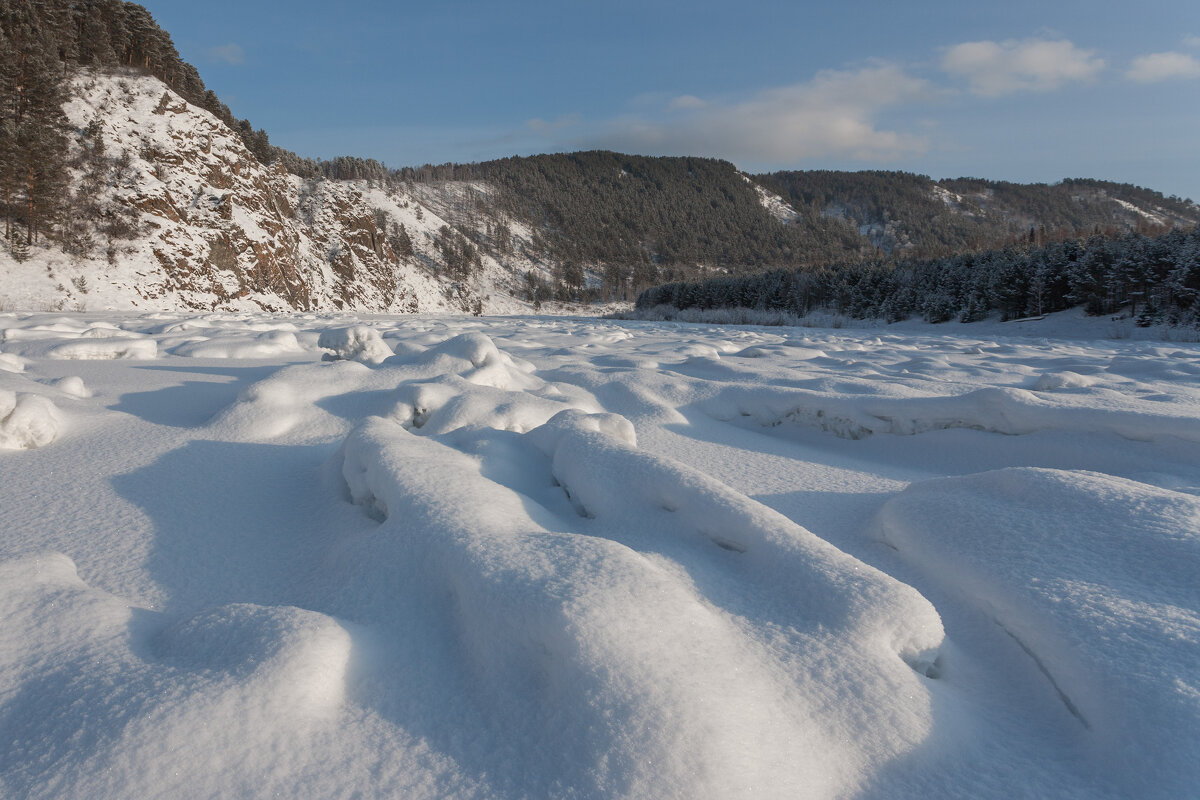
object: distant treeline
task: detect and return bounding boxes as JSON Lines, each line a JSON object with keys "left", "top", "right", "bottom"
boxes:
{"left": 636, "top": 228, "right": 1200, "bottom": 326}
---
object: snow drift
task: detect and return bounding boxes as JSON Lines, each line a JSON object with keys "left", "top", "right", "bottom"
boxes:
{"left": 1, "top": 309, "right": 1197, "bottom": 798}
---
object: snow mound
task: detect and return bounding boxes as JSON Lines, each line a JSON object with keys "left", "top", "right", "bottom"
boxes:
{"left": 707, "top": 384, "right": 1200, "bottom": 442}
{"left": 155, "top": 603, "right": 352, "bottom": 717}
{"left": 404, "top": 332, "right": 540, "bottom": 390}
{"left": 389, "top": 377, "right": 586, "bottom": 435}
{"left": 80, "top": 326, "right": 131, "bottom": 339}
{"left": 0, "top": 391, "right": 63, "bottom": 449}
{"left": 1034, "top": 370, "right": 1099, "bottom": 390}
{"left": 208, "top": 360, "right": 370, "bottom": 441}
{"left": 44, "top": 337, "right": 157, "bottom": 360}
{"left": 384, "top": 333, "right": 594, "bottom": 434}
{"left": 0, "top": 552, "right": 355, "bottom": 799}
{"left": 0, "top": 353, "right": 25, "bottom": 373}
{"left": 877, "top": 468, "right": 1200, "bottom": 799}
{"left": 334, "top": 407, "right": 945, "bottom": 798}
{"left": 172, "top": 330, "right": 306, "bottom": 359}
{"left": 526, "top": 408, "right": 939, "bottom": 655}
{"left": 53, "top": 376, "right": 91, "bottom": 398}
{"left": 318, "top": 326, "right": 393, "bottom": 364}
{"left": 527, "top": 408, "right": 638, "bottom": 451}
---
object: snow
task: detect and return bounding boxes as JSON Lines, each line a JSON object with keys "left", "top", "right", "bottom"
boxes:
{"left": 932, "top": 184, "right": 964, "bottom": 207}
{"left": 877, "top": 468, "right": 1200, "bottom": 800}
{"left": 0, "top": 391, "right": 63, "bottom": 449}
{"left": 318, "top": 325, "right": 394, "bottom": 364}
{"left": 174, "top": 330, "right": 306, "bottom": 360}
{"left": 1, "top": 308, "right": 1198, "bottom": 798}
{"left": 0, "top": 353, "right": 26, "bottom": 373}
{"left": 1111, "top": 196, "right": 1166, "bottom": 226}
{"left": 753, "top": 183, "right": 800, "bottom": 224}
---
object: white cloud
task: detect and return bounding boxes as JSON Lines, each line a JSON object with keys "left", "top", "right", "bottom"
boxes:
{"left": 666, "top": 95, "right": 707, "bottom": 111}
{"left": 941, "top": 38, "right": 1103, "bottom": 95}
{"left": 207, "top": 43, "right": 245, "bottom": 66}
{"left": 1127, "top": 51, "right": 1200, "bottom": 83}
{"left": 526, "top": 113, "right": 582, "bottom": 132}
{"left": 1185, "top": 35, "right": 1200, "bottom": 48}
{"left": 571, "top": 64, "right": 931, "bottom": 164}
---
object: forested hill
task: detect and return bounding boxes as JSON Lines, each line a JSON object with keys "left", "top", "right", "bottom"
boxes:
{"left": 467, "top": 152, "right": 871, "bottom": 281}
{"left": 756, "top": 171, "right": 1200, "bottom": 260}
{"left": 405, "top": 155, "right": 1200, "bottom": 278}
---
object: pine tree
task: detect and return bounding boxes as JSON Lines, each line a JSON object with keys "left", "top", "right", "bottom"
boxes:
{"left": 389, "top": 221, "right": 413, "bottom": 258}
{"left": 9, "top": 231, "right": 28, "bottom": 261}
{"left": 100, "top": 1, "right": 129, "bottom": 67}
{"left": 0, "top": 32, "right": 15, "bottom": 242}
{"left": 78, "top": 5, "right": 116, "bottom": 67}
{"left": 37, "top": 0, "right": 75, "bottom": 68}
{"left": 10, "top": 29, "right": 70, "bottom": 245}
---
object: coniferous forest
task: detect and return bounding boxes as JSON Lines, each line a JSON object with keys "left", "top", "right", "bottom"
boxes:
{"left": 636, "top": 227, "right": 1200, "bottom": 327}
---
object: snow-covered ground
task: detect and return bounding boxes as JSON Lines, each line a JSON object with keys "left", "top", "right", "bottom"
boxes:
{"left": 1, "top": 309, "right": 1197, "bottom": 799}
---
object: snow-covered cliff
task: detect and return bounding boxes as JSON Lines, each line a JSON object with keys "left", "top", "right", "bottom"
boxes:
{"left": 0, "top": 72, "right": 555, "bottom": 314}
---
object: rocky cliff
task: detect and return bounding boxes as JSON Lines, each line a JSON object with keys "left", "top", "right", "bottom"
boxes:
{"left": 1, "top": 71, "right": 552, "bottom": 314}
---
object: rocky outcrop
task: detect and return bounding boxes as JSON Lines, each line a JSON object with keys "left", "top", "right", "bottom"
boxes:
{"left": 1, "top": 71, "right": 550, "bottom": 314}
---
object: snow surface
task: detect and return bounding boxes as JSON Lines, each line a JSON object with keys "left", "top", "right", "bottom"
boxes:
{"left": 1, "top": 309, "right": 1198, "bottom": 799}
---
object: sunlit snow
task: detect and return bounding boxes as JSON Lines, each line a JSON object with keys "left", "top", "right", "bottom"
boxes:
{"left": 1, "top": 310, "right": 1197, "bottom": 799}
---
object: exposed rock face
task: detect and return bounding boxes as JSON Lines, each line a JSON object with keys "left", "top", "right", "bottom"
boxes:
{"left": 5, "top": 71, "right": 546, "bottom": 314}
{"left": 80, "top": 76, "right": 401, "bottom": 311}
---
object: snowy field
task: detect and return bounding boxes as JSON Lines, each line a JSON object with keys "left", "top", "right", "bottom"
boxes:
{"left": 1, "top": 310, "right": 1198, "bottom": 799}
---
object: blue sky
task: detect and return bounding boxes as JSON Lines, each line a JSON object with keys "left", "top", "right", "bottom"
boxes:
{"left": 144, "top": 0, "right": 1199, "bottom": 200}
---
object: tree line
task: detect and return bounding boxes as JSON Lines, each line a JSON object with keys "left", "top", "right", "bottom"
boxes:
{"left": 636, "top": 227, "right": 1200, "bottom": 328}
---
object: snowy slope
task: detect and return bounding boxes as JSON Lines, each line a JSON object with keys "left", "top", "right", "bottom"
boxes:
{"left": 0, "top": 72, "right": 564, "bottom": 316}
{"left": 1, "top": 308, "right": 1198, "bottom": 798}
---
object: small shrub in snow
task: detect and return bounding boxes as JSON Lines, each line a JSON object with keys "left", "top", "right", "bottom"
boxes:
{"left": 318, "top": 326, "right": 394, "bottom": 364}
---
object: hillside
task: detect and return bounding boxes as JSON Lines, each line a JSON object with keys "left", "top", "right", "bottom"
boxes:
{"left": 1, "top": 70, "right": 571, "bottom": 313}
{"left": 756, "top": 170, "right": 1200, "bottom": 258}
{"left": 406, "top": 155, "right": 1200, "bottom": 289}
{"left": 472, "top": 152, "right": 871, "bottom": 275}
{"left": 0, "top": 0, "right": 573, "bottom": 313}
